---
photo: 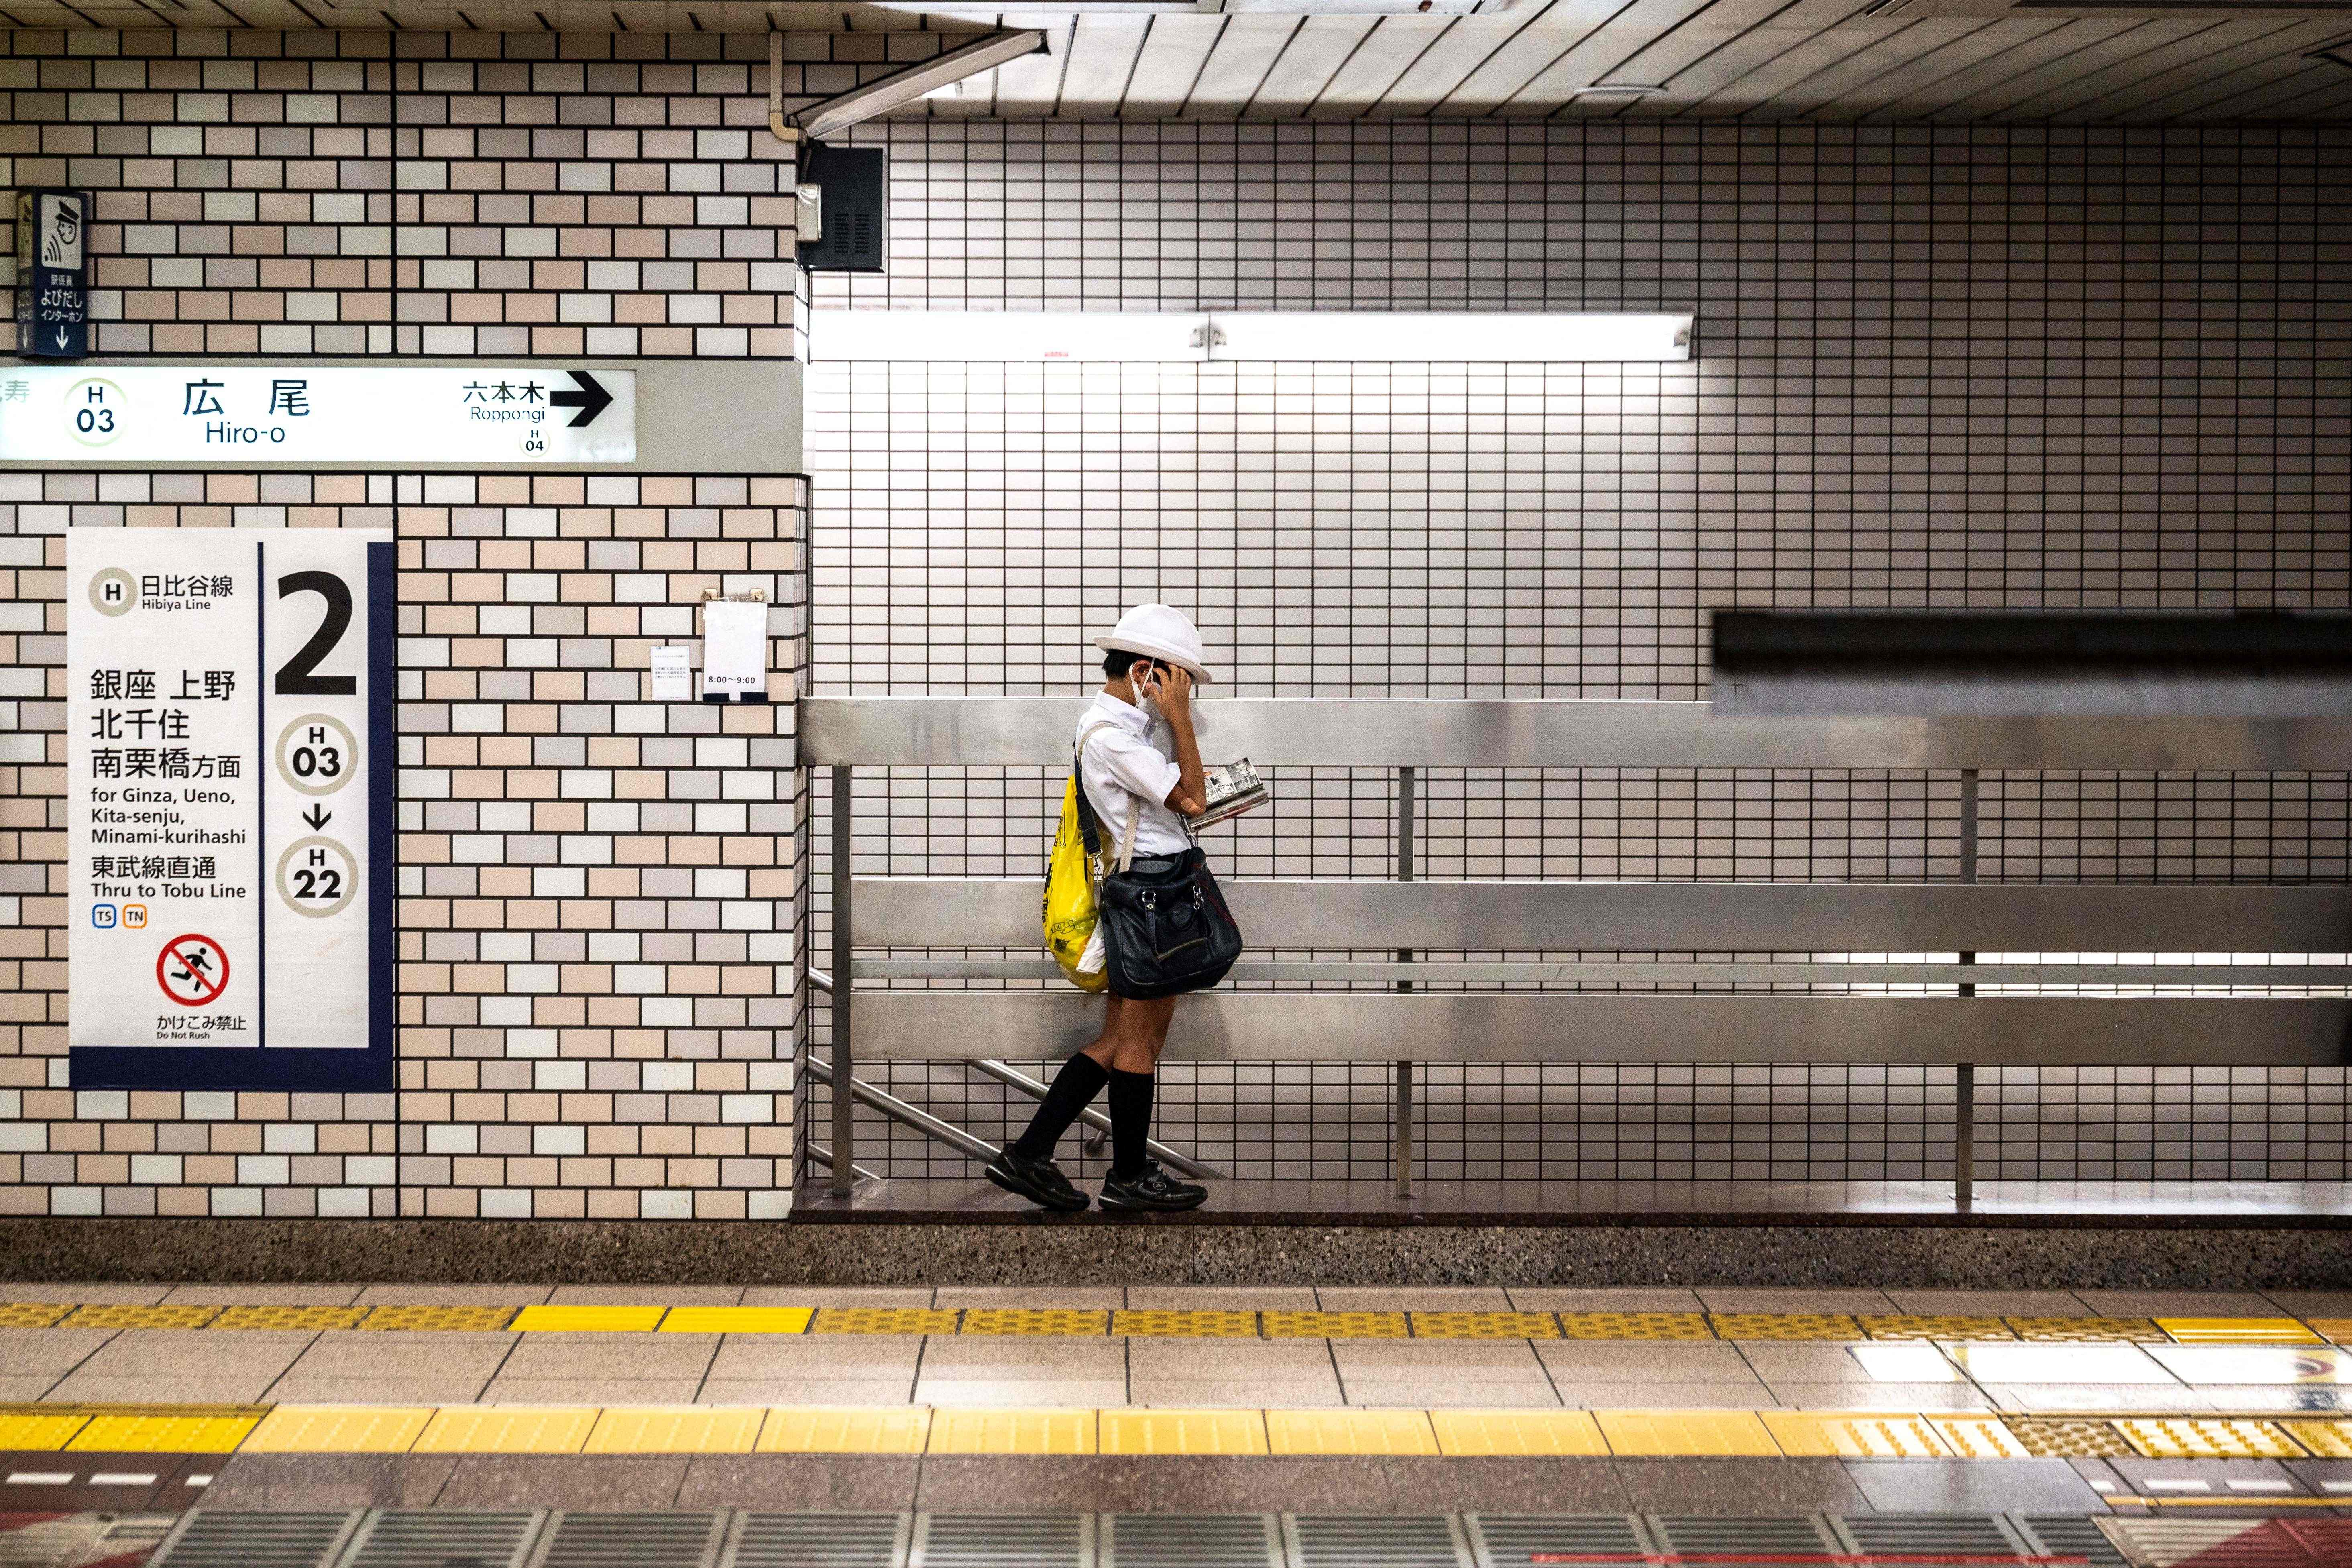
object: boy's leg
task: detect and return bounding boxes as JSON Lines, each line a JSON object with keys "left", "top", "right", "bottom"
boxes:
{"left": 1098, "top": 998, "right": 1206, "bottom": 1210}
{"left": 1009, "top": 995, "right": 1121, "bottom": 1158}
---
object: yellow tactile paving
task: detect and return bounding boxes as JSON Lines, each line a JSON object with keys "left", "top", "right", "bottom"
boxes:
{"left": 1430, "top": 1409, "right": 1608, "bottom": 1458}
{"left": 1858, "top": 1315, "right": 2014, "bottom": 1342}
{"left": 67, "top": 1410, "right": 263, "bottom": 1452}
{"left": 1262, "top": 1311, "right": 1409, "bottom": 1340}
{"left": 1265, "top": 1408, "right": 1440, "bottom": 1456}
{"left": 0, "top": 1303, "right": 74, "bottom": 1328}
{"left": 583, "top": 1406, "right": 765, "bottom": 1454}
{"left": 411, "top": 1406, "right": 598, "bottom": 1454}
{"left": 211, "top": 1305, "right": 371, "bottom": 1331}
{"left": 1596, "top": 1408, "right": 1781, "bottom": 1458}
{"left": 1555, "top": 1312, "right": 1714, "bottom": 1341}
{"left": 656, "top": 1307, "right": 814, "bottom": 1336}
{"left": 507, "top": 1305, "right": 667, "bottom": 1333}
{"left": 2308, "top": 1318, "right": 2352, "bottom": 1346}
{"left": 242, "top": 1405, "right": 434, "bottom": 1454}
{"left": 1761, "top": 1411, "right": 1952, "bottom": 1459}
{"left": 2279, "top": 1418, "right": 2352, "bottom": 1458}
{"left": 0, "top": 1409, "right": 90, "bottom": 1450}
{"left": 2157, "top": 1316, "right": 2323, "bottom": 1345}
{"left": 926, "top": 1407, "right": 1096, "bottom": 1455}
{"left": 1929, "top": 1415, "right": 2035, "bottom": 1460}
{"left": 811, "top": 1307, "right": 960, "bottom": 1336}
{"left": 62, "top": 1303, "right": 221, "bottom": 1330}
{"left": 958, "top": 1309, "right": 1109, "bottom": 1337}
{"left": 2006, "top": 1316, "right": 2167, "bottom": 1343}
{"left": 1110, "top": 1310, "right": 1260, "bottom": 1338}
{"left": 2114, "top": 1416, "right": 2307, "bottom": 1460}
{"left": 1098, "top": 1407, "right": 1268, "bottom": 1456}
{"left": 1708, "top": 1314, "right": 1861, "bottom": 1342}
{"left": 356, "top": 1305, "right": 521, "bottom": 1332}
{"left": 757, "top": 1407, "right": 933, "bottom": 1454}
{"left": 2003, "top": 1417, "right": 2137, "bottom": 1458}
{"left": 1411, "top": 1311, "right": 1561, "bottom": 1340}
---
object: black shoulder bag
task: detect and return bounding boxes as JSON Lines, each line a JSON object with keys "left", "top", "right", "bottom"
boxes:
{"left": 1074, "top": 734, "right": 1244, "bottom": 1000}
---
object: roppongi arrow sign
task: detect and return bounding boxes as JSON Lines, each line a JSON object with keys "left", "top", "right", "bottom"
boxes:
{"left": 0, "top": 364, "right": 633, "bottom": 464}
{"left": 68, "top": 529, "right": 394, "bottom": 1091}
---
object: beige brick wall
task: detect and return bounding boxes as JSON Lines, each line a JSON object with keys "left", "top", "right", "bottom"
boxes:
{"left": 0, "top": 28, "right": 812, "bottom": 1219}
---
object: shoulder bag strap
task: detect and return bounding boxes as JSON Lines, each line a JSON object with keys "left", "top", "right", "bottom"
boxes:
{"left": 1072, "top": 721, "right": 1127, "bottom": 867}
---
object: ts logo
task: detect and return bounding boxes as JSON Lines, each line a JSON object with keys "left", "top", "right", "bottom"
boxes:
{"left": 91, "top": 903, "right": 116, "bottom": 928}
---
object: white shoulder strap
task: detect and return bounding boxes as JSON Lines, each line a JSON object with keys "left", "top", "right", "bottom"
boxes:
{"left": 1075, "top": 721, "right": 1140, "bottom": 873}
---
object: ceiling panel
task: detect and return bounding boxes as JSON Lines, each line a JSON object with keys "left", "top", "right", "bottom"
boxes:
{"left": 4, "top": 0, "right": 2345, "bottom": 122}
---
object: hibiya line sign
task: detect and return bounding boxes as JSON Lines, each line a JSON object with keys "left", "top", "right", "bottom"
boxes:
{"left": 67, "top": 529, "right": 394, "bottom": 1091}
{"left": 1, "top": 365, "right": 633, "bottom": 464}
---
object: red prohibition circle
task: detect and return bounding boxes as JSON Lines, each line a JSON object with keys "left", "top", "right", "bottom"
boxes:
{"left": 156, "top": 933, "right": 230, "bottom": 1006}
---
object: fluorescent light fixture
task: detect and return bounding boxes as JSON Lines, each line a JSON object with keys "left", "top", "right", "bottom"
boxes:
{"left": 1572, "top": 82, "right": 1668, "bottom": 100}
{"left": 810, "top": 311, "right": 1694, "bottom": 364}
{"left": 1212, "top": 312, "right": 1690, "bottom": 362}
{"left": 792, "top": 30, "right": 1047, "bottom": 143}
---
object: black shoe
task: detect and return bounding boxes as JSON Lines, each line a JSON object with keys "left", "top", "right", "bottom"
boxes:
{"left": 985, "top": 1147, "right": 1089, "bottom": 1212}
{"left": 1098, "top": 1160, "right": 1208, "bottom": 1213}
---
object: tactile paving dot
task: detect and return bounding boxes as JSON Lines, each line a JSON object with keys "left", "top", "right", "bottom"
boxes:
{"left": 0, "top": 1303, "right": 74, "bottom": 1328}
{"left": 356, "top": 1305, "right": 521, "bottom": 1332}
{"left": 2114, "top": 1416, "right": 2307, "bottom": 1460}
{"left": 1110, "top": 1310, "right": 1260, "bottom": 1338}
{"left": 958, "top": 1309, "right": 1108, "bottom": 1337}
{"left": 63, "top": 1303, "right": 221, "bottom": 1329}
{"left": 2003, "top": 1417, "right": 2138, "bottom": 1458}
{"left": 810, "top": 1308, "right": 961, "bottom": 1336}
{"left": 1261, "top": 1311, "right": 1409, "bottom": 1339}
{"left": 2006, "top": 1316, "right": 2166, "bottom": 1342}
{"left": 1859, "top": 1314, "right": 2014, "bottom": 1341}
{"left": 1708, "top": 1313, "right": 1861, "bottom": 1341}
{"left": 2278, "top": 1418, "right": 2352, "bottom": 1458}
{"left": 211, "top": 1305, "right": 370, "bottom": 1330}
{"left": 1554, "top": 1312, "right": 1714, "bottom": 1340}
{"left": 1930, "top": 1415, "right": 2036, "bottom": 1459}
{"left": 1410, "top": 1311, "right": 1560, "bottom": 1340}
{"left": 1761, "top": 1411, "right": 1951, "bottom": 1458}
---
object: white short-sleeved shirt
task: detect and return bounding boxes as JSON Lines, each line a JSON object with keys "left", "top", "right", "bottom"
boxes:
{"left": 1076, "top": 691, "right": 1192, "bottom": 859}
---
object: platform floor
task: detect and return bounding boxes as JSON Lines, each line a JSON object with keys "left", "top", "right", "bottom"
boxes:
{"left": 3, "top": 1283, "right": 2351, "bottom": 1564}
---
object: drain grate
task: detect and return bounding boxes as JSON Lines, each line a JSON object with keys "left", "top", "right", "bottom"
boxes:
{"left": 2098, "top": 1517, "right": 2328, "bottom": 1567}
{"left": 344, "top": 1510, "right": 543, "bottom": 1568}
{"left": 1836, "top": 1515, "right": 2035, "bottom": 1564}
{"left": 910, "top": 1514, "right": 1090, "bottom": 1568}
{"left": 2019, "top": 1516, "right": 2131, "bottom": 1568}
{"left": 728, "top": 1513, "right": 910, "bottom": 1568}
{"left": 1651, "top": 1517, "right": 1843, "bottom": 1568}
{"left": 527, "top": 1512, "right": 726, "bottom": 1568}
{"left": 149, "top": 1511, "right": 362, "bottom": 1568}
{"left": 1103, "top": 1514, "right": 1281, "bottom": 1568}
{"left": 1467, "top": 1514, "right": 1652, "bottom": 1566}
{"left": 1288, "top": 1515, "right": 1474, "bottom": 1568}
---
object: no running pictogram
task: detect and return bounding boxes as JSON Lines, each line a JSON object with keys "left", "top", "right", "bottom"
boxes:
{"left": 156, "top": 933, "right": 230, "bottom": 1006}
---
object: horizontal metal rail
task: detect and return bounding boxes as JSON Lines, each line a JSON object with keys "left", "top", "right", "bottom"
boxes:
{"left": 844, "top": 992, "right": 2351, "bottom": 1067}
{"left": 849, "top": 958, "right": 2352, "bottom": 988}
{"left": 804, "top": 696, "right": 2352, "bottom": 772}
{"left": 852, "top": 878, "right": 2352, "bottom": 955}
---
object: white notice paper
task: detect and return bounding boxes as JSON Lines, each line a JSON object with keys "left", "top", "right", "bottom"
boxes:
{"left": 700, "top": 600, "right": 769, "bottom": 702}
{"left": 650, "top": 644, "right": 693, "bottom": 701}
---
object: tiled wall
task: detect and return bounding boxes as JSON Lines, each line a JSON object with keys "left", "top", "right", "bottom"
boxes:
{"left": 0, "top": 28, "right": 811, "bottom": 1219}
{"left": 806, "top": 121, "right": 2352, "bottom": 1184}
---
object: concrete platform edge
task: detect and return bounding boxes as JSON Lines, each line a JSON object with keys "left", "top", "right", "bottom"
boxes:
{"left": 2, "top": 1217, "right": 2348, "bottom": 1287}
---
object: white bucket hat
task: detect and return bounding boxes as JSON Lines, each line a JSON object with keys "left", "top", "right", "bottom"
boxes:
{"left": 1096, "top": 603, "right": 1214, "bottom": 684}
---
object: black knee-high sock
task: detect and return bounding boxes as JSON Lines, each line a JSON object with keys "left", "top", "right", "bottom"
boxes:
{"left": 1107, "top": 1069, "right": 1154, "bottom": 1179}
{"left": 1010, "top": 1054, "right": 1110, "bottom": 1160}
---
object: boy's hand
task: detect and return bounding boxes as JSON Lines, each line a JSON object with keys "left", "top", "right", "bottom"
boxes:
{"left": 1151, "top": 664, "right": 1195, "bottom": 724}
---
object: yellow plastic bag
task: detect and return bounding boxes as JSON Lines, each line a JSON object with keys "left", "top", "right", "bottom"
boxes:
{"left": 1042, "top": 774, "right": 1109, "bottom": 993}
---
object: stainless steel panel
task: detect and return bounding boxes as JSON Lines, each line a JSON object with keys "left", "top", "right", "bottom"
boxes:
{"left": 850, "top": 958, "right": 2352, "bottom": 986}
{"left": 849, "top": 992, "right": 2351, "bottom": 1066}
{"left": 851, "top": 878, "right": 2352, "bottom": 953}
{"left": 802, "top": 697, "right": 2352, "bottom": 771}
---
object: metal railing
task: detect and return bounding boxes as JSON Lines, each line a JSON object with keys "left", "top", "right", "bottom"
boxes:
{"left": 806, "top": 698, "right": 2352, "bottom": 1202}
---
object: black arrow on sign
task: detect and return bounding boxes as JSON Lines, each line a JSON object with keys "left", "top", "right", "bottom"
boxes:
{"left": 302, "top": 804, "right": 332, "bottom": 830}
{"left": 550, "top": 371, "right": 613, "bottom": 428}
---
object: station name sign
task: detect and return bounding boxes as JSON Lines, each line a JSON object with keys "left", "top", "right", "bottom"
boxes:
{"left": 0, "top": 364, "right": 636, "bottom": 464}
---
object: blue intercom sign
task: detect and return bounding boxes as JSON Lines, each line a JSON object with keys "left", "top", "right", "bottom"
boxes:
{"left": 14, "top": 189, "right": 91, "bottom": 361}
